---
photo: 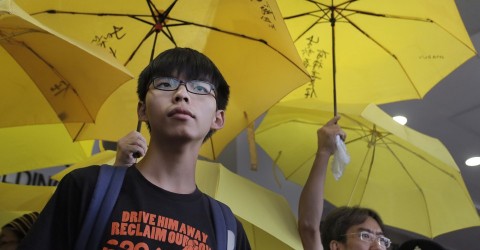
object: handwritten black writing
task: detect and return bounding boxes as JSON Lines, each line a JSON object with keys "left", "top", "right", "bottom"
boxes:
{"left": 91, "top": 26, "right": 126, "bottom": 58}
{"left": 251, "top": 0, "right": 277, "bottom": 30}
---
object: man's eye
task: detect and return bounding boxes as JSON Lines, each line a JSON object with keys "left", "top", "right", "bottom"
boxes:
{"left": 191, "top": 82, "right": 210, "bottom": 93}
{"left": 159, "top": 82, "right": 173, "bottom": 88}
{"left": 361, "top": 232, "right": 372, "bottom": 239}
{"left": 193, "top": 85, "right": 208, "bottom": 93}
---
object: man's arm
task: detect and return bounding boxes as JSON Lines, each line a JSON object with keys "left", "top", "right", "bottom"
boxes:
{"left": 298, "top": 116, "right": 345, "bottom": 250}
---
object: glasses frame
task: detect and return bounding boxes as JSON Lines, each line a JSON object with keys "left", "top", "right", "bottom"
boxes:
{"left": 151, "top": 77, "right": 216, "bottom": 97}
{"left": 341, "top": 231, "right": 391, "bottom": 248}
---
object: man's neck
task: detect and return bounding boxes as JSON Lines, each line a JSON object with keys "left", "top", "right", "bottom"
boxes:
{"left": 136, "top": 141, "right": 200, "bottom": 194}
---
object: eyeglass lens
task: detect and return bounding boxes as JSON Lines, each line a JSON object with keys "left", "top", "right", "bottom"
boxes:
{"left": 359, "top": 231, "right": 391, "bottom": 248}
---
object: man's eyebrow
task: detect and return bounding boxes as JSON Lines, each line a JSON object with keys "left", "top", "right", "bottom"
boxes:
{"left": 357, "top": 227, "right": 384, "bottom": 235}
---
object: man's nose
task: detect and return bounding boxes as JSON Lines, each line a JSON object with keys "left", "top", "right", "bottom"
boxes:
{"left": 173, "top": 84, "right": 190, "bottom": 103}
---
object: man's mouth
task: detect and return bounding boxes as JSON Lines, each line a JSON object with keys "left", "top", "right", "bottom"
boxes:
{"left": 168, "top": 108, "right": 195, "bottom": 118}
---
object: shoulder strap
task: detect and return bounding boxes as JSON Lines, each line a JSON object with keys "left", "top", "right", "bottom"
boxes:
{"left": 208, "top": 196, "right": 237, "bottom": 250}
{"left": 75, "top": 165, "right": 127, "bottom": 250}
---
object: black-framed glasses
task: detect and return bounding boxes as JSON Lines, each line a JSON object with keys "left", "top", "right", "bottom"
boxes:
{"left": 151, "top": 77, "right": 216, "bottom": 96}
{"left": 342, "top": 231, "right": 391, "bottom": 248}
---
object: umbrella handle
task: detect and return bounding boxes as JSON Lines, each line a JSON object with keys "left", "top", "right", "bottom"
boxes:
{"left": 132, "top": 121, "right": 142, "bottom": 158}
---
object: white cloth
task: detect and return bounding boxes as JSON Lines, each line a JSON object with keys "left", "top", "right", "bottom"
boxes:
{"left": 332, "top": 135, "right": 350, "bottom": 180}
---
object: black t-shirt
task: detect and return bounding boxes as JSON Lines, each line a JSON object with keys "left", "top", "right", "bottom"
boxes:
{"left": 20, "top": 166, "right": 250, "bottom": 250}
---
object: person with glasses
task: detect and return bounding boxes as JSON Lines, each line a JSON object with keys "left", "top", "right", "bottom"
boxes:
{"left": 298, "top": 116, "right": 391, "bottom": 250}
{"left": 20, "top": 48, "right": 251, "bottom": 250}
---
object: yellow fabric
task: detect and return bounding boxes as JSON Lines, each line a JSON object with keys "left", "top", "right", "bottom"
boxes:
{"left": 276, "top": 0, "right": 476, "bottom": 106}
{"left": 52, "top": 152, "right": 302, "bottom": 250}
{"left": 0, "top": 0, "right": 133, "bottom": 127}
{"left": 256, "top": 100, "right": 480, "bottom": 238}
{"left": 50, "top": 150, "right": 117, "bottom": 180}
{"left": 0, "top": 124, "right": 94, "bottom": 175}
{"left": 0, "top": 182, "right": 55, "bottom": 212}
{"left": 196, "top": 160, "right": 301, "bottom": 250}
{"left": 17, "top": 0, "right": 310, "bottom": 159}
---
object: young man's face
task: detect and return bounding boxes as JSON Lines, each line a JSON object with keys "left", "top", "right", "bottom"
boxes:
{"left": 331, "top": 217, "right": 387, "bottom": 250}
{"left": 138, "top": 73, "right": 225, "bottom": 143}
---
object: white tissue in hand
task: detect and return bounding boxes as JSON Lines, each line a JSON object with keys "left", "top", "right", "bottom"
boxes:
{"left": 332, "top": 135, "right": 350, "bottom": 180}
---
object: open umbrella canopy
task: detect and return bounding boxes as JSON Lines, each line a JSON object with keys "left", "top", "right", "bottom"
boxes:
{"left": 196, "top": 160, "right": 301, "bottom": 250}
{"left": 0, "top": 124, "right": 93, "bottom": 175}
{"left": 52, "top": 152, "right": 302, "bottom": 250}
{"left": 0, "top": 0, "right": 133, "bottom": 127}
{"left": 18, "top": 0, "right": 310, "bottom": 159}
{"left": 255, "top": 100, "right": 480, "bottom": 238}
{"left": 0, "top": 182, "right": 55, "bottom": 212}
{"left": 276, "top": 0, "right": 476, "bottom": 114}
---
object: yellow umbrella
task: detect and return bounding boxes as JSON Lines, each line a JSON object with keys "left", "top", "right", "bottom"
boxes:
{"left": 0, "top": 124, "right": 94, "bottom": 175}
{"left": 277, "top": 0, "right": 476, "bottom": 114}
{"left": 19, "top": 0, "right": 310, "bottom": 159}
{"left": 196, "top": 160, "right": 301, "bottom": 250}
{"left": 255, "top": 100, "right": 480, "bottom": 238}
{"left": 50, "top": 150, "right": 117, "bottom": 180}
{"left": 0, "top": 182, "right": 55, "bottom": 212}
{"left": 0, "top": 0, "right": 133, "bottom": 127}
{"left": 52, "top": 152, "right": 302, "bottom": 250}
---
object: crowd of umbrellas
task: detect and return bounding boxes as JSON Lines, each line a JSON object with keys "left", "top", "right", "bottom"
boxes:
{"left": 1, "top": 0, "right": 479, "bottom": 249}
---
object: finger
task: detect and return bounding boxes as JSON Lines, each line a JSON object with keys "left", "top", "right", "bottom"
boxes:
{"left": 326, "top": 115, "right": 341, "bottom": 126}
{"left": 129, "top": 144, "right": 146, "bottom": 159}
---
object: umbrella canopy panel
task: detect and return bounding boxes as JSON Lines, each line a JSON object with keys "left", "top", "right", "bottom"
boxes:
{"left": 0, "top": 124, "right": 94, "bottom": 175}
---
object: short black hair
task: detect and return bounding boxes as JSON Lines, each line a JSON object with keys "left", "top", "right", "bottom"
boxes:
{"left": 321, "top": 206, "right": 385, "bottom": 250}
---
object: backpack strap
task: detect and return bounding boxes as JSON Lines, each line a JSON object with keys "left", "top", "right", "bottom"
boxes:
{"left": 208, "top": 196, "right": 237, "bottom": 250}
{"left": 75, "top": 165, "right": 127, "bottom": 250}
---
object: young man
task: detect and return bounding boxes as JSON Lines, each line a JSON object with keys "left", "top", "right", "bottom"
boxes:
{"left": 20, "top": 48, "right": 250, "bottom": 249}
{"left": 298, "top": 116, "right": 390, "bottom": 250}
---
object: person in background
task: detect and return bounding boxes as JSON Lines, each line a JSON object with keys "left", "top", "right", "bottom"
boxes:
{"left": 0, "top": 212, "right": 39, "bottom": 250}
{"left": 298, "top": 116, "right": 391, "bottom": 250}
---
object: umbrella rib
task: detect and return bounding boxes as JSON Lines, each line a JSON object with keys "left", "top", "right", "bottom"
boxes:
{"left": 379, "top": 135, "right": 456, "bottom": 178}
{"left": 72, "top": 123, "right": 87, "bottom": 141}
{"left": 165, "top": 16, "right": 311, "bottom": 78}
{"left": 379, "top": 135, "right": 433, "bottom": 237}
{"left": 290, "top": 13, "right": 329, "bottom": 43}
{"left": 347, "top": 136, "right": 373, "bottom": 206}
{"left": 160, "top": 24, "right": 180, "bottom": 47}
{"left": 283, "top": 2, "right": 332, "bottom": 43}
{"left": 20, "top": 42, "right": 95, "bottom": 122}
{"left": 124, "top": 28, "right": 156, "bottom": 66}
{"left": 342, "top": 9, "right": 477, "bottom": 55}
{"left": 336, "top": 14, "right": 421, "bottom": 98}
{"left": 285, "top": 153, "right": 317, "bottom": 180}
{"left": 151, "top": 31, "right": 160, "bottom": 62}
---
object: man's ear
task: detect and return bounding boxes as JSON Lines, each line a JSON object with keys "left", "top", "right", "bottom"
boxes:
{"left": 211, "top": 110, "right": 225, "bottom": 130}
{"left": 330, "top": 240, "right": 340, "bottom": 250}
{"left": 138, "top": 101, "right": 147, "bottom": 122}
